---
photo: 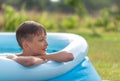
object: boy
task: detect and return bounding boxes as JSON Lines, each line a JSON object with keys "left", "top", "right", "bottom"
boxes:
{"left": 7, "top": 21, "right": 74, "bottom": 66}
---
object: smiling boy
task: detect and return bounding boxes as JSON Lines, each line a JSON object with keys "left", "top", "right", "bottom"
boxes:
{"left": 7, "top": 21, "right": 74, "bottom": 66}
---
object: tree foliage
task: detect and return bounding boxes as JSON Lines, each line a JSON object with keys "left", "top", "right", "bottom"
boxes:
{"left": 64, "top": 0, "right": 87, "bottom": 17}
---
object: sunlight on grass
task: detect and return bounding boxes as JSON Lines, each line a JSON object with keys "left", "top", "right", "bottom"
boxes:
{"left": 85, "top": 33, "right": 120, "bottom": 81}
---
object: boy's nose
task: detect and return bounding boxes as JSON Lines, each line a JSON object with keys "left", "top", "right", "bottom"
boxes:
{"left": 45, "top": 40, "right": 48, "bottom": 46}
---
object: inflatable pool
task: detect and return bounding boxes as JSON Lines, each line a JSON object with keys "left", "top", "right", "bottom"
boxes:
{"left": 0, "top": 32, "right": 101, "bottom": 81}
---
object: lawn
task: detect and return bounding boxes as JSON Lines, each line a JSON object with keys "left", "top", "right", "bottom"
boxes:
{"left": 79, "top": 32, "right": 120, "bottom": 81}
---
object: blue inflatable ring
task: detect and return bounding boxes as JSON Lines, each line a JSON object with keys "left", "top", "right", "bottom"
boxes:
{"left": 0, "top": 33, "right": 88, "bottom": 81}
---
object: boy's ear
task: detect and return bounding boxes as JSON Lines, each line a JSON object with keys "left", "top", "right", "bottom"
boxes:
{"left": 22, "top": 41, "right": 29, "bottom": 49}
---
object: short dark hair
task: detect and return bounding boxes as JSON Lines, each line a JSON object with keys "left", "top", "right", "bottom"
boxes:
{"left": 16, "top": 21, "right": 46, "bottom": 48}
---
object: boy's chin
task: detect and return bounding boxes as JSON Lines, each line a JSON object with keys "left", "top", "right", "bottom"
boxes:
{"left": 40, "top": 52, "right": 46, "bottom": 56}
{"left": 37, "top": 52, "right": 46, "bottom": 56}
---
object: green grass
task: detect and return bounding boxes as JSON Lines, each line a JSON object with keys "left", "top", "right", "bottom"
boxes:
{"left": 79, "top": 33, "right": 120, "bottom": 81}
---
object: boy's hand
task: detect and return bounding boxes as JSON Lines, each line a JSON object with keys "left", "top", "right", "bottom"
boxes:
{"left": 7, "top": 55, "right": 47, "bottom": 66}
{"left": 6, "top": 54, "right": 17, "bottom": 59}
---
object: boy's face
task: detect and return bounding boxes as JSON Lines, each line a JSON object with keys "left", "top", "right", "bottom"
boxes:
{"left": 26, "top": 33, "right": 48, "bottom": 56}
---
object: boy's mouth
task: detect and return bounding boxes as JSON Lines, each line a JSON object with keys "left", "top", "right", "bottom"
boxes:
{"left": 42, "top": 48, "right": 47, "bottom": 51}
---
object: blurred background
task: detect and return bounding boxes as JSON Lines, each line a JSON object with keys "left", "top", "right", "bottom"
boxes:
{"left": 0, "top": 0, "right": 120, "bottom": 80}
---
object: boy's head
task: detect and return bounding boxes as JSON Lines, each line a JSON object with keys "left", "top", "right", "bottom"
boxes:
{"left": 16, "top": 21, "right": 46, "bottom": 48}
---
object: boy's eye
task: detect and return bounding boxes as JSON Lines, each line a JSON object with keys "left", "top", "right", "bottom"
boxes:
{"left": 39, "top": 38, "right": 46, "bottom": 41}
{"left": 38, "top": 36, "right": 46, "bottom": 41}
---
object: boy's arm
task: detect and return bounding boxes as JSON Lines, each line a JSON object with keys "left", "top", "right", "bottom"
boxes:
{"left": 7, "top": 55, "right": 47, "bottom": 66}
{"left": 40, "top": 51, "right": 74, "bottom": 62}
